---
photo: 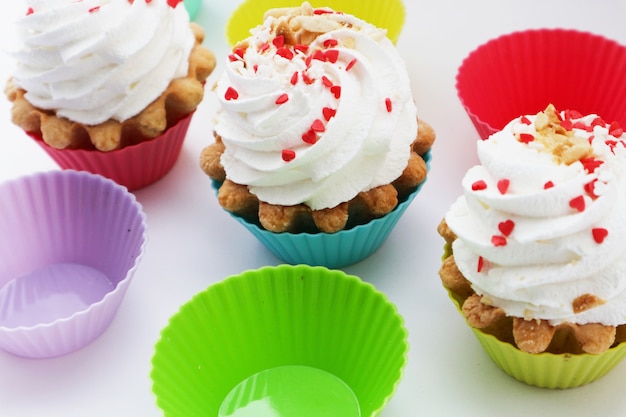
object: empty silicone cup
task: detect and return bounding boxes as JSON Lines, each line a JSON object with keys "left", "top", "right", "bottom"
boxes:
{"left": 28, "top": 111, "right": 194, "bottom": 191}
{"left": 184, "top": 0, "right": 202, "bottom": 20}
{"left": 0, "top": 170, "right": 147, "bottom": 358}
{"left": 456, "top": 29, "right": 626, "bottom": 140}
{"left": 213, "top": 151, "right": 431, "bottom": 269}
{"left": 151, "top": 264, "right": 409, "bottom": 417}
{"left": 225, "top": 0, "right": 406, "bottom": 46}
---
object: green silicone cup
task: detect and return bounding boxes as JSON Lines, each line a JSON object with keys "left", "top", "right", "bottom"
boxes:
{"left": 225, "top": 0, "right": 406, "bottom": 46}
{"left": 443, "top": 249, "right": 626, "bottom": 389}
{"left": 184, "top": 0, "right": 202, "bottom": 20}
{"left": 151, "top": 264, "right": 409, "bottom": 416}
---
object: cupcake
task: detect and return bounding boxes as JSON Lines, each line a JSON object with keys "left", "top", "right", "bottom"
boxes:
{"left": 439, "top": 104, "right": 626, "bottom": 388}
{"left": 5, "top": 0, "right": 217, "bottom": 190}
{"left": 200, "top": 2, "right": 434, "bottom": 267}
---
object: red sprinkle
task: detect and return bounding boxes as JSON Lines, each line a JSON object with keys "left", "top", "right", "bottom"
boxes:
{"left": 312, "top": 50, "right": 326, "bottom": 61}
{"left": 224, "top": 86, "right": 239, "bottom": 101}
{"left": 302, "top": 129, "right": 317, "bottom": 144}
{"left": 591, "top": 117, "right": 606, "bottom": 128}
{"left": 311, "top": 119, "right": 326, "bottom": 133}
{"left": 491, "top": 235, "right": 507, "bottom": 247}
{"left": 544, "top": 181, "right": 555, "bottom": 189}
{"left": 233, "top": 47, "right": 245, "bottom": 59}
{"left": 282, "top": 149, "right": 296, "bottom": 162}
{"left": 321, "top": 76, "right": 333, "bottom": 88}
{"left": 330, "top": 85, "right": 341, "bottom": 99}
{"left": 89, "top": 6, "right": 100, "bottom": 12}
{"left": 471, "top": 180, "right": 487, "bottom": 191}
{"left": 323, "top": 107, "right": 336, "bottom": 121}
{"left": 313, "top": 8, "right": 333, "bottom": 14}
{"left": 275, "top": 94, "right": 289, "bottom": 105}
{"left": 324, "top": 49, "right": 339, "bottom": 63}
{"left": 253, "top": 64, "right": 259, "bottom": 73}
{"left": 259, "top": 42, "right": 270, "bottom": 53}
{"left": 560, "top": 118, "right": 573, "bottom": 131}
{"left": 293, "top": 44, "right": 309, "bottom": 54}
{"left": 609, "top": 121, "right": 624, "bottom": 137}
{"left": 520, "top": 115, "right": 532, "bottom": 125}
{"left": 290, "top": 71, "right": 299, "bottom": 85}
{"left": 565, "top": 109, "right": 583, "bottom": 119}
{"left": 580, "top": 157, "right": 604, "bottom": 173}
{"left": 385, "top": 98, "right": 393, "bottom": 113}
{"left": 518, "top": 133, "right": 535, "bottom": 144}
{"left": 584, "top": 180, "right": 598, "bottom": 198}
{"left": 477, "top": 256, "right": 485, "bottom": 273}
{"left": 26, "top": 7, "right": 34, "bottom": 15}
{"left": 345, "top": 58, "right": 357, "bottom": 71}
{"left": 497, "top": 179, "right": 510, "bottom": 194}
{"left": 302, "top": 72, "right": 315, "bottom": 85}
{"left": 323, "top": 39, "right": 339, "bottom": 48}
{"left": 167, "top": 0, "right": 183, "bottom": 7}
{"left": 569, "top": 195, "right": 586, "bottom": 212}
{"left": 276, "top": 47, "right": 294, "bottom": 60}
{"left": 272, "top": 36, "right": 285, "bottom": 48}
{"left": 498, "top": 220, "right": 515, "bottom": 237}
{"left": 592, "top": 227, "right": 609, "bottom": 244}
{"left": 573, "top": 121, "right": 593, "bottom": 132}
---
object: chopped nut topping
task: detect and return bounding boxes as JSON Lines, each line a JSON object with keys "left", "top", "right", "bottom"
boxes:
{"left": 573, "top": 293, "right": 605, "bottom": 314}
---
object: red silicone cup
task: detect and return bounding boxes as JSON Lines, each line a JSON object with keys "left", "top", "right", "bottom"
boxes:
{"left": 456, "top": 29, "right": 626, "bottom": 140}
{"left": 28, "top": 112, "right": 194, "bottom": 191}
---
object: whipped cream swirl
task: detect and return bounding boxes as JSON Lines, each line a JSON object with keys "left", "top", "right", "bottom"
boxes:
{"left": 214, "top": 6, "right": 417, "bottom": 210}
{"left": 447, "top": 108, "right": 626, "bottom": 326}
{"left": 11, "top": 0, "right": 194, "bottom": 125}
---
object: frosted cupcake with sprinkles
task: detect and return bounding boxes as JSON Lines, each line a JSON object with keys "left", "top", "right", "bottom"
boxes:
{"left": 201, "top": 2, "right": 434, "bottom": 268}
{"left": 6, "top": 0, "right": 216, "bottom": 190}
{"left": 438, "top": 104, "right": 626, "bottom": 388}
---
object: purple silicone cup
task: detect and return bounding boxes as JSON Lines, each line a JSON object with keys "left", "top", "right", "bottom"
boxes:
{"left": 0, "top": 170, "right": 147, "bottom": 358}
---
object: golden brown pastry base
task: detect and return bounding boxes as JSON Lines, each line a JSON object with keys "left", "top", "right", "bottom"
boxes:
{"left": 5, "top": 23, "right": 217, "bottom": 152}
{"left": 201, "top": 119, "right": 435, "bottom": 233}
{"left": 438, "top": 219, "right": 624, "bottom": 354}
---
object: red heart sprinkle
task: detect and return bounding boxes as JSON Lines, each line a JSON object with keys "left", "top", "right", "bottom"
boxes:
{"left": 312, "top": 50, "right": 326, "bottom": 61}
{"left": 321, "top": 76, "right": 333, "bottom": 88}
{"left": 565, "top": 109, "right": 583, "bottom": 119}
{"left": 580, "top": 157, "right": 604, "bottom": 173}
{"left": 609, "top": 121, "right": 624, "bottom": 138}
{"left": 385, "top": 98, "right": 393, "bottom": 113}
{"left": 272, "top": 36, "right": 285, "bottom": 48}
{"left": 302, "top": 72, "right": 315, "bottom": 85}
{"left": 89, "top": 6, "right": 100, "bottom": 12}
{"left": 26, "top": 7, "right": 34, "bottom": 15}
{"left": 323, "top": 39, "right": 339, "bottom": 48}
{"left": 560, "top": 119, "right": 573, "bottom": 131}
{"left": 573, "top": 121, "right": 593, "bottom": 132}
{"left": 259, "top": 42, "right": 270, "bottom": 53}
{"left": 518, "top": 133, "right": 535, "bottom": 144}
{"left": 471, "top": 180, "right": 487, "bottom": 191}
{"left": 224, "top": 87, "right": 239, "bottom": 101}
{"left": 302, "top": 129, "right": 317, "bottom": 144}
{"left": 275, "top": 94, "right": 289, "bottom": 105}
{"left": 311, "top": 119, "right": 325, "bottom": 133}
{"left": 233, "top": 47, "right": 245, "bottom": 59}
{"left": 294, "top": 44, "right": 309, "bottom": 53}
{"left": 330, "top": 85, "right": 341, "bottom": 99}
{"left": 276, "top": 47, "right": 294, "bottom": 60}
{"left": 585, "top": 180, "right": 598, "bottom": 198}
{"left": 520, "top": 116, "right": 532, "bottom": 125}
{"left": 592, "top": 228, "right": 608, "bottom": 244}
{"left": 346, "top": 58, "right": 357, "bottom": 71}
{"left": 491, "top": 235, "right": 507, "bottom": 247}
{"left": 569, "top": 195, "right": 586, "bottom": 212}
{"left": 497, "top": 179, "right": 510, "bottom": 194}
{"left": 323, "top": 107, "right": 336, "bottom": 121}
{"left": 282, "top": 149, "right": 296, "bottom": 162}
{"left": 167, "top": 0, "right": 182, "bottom": 7}
{"left": 324, "top": 49, "right": 339, "bottom": 63}
{"left": 498, "top": 220, "right": 515, "bottom": 237}
{"left": 290, "top": 71, "right": 299, "bottom": 85}
{"left": 544, "top": 181, "right": 554, "bottom": 189}
{"left": 591, "top": 117, "right": 606, "bottom": 128}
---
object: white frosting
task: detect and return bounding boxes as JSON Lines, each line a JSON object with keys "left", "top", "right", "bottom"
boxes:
{"left": 214, "top": 8, "right": 417, "bottom": 210}
{"left": 446, "top": 110, "right": 626, "bottom": 326}
{"left": 11, "top": 0, "right": 194, "bottom": 125}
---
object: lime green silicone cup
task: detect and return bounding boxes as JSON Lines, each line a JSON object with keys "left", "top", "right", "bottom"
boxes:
{"left": 225, "top": 0, "right": 406, "bottom": 46}
{"left": 444, "top": 266, "right": 626, "bottom": 389}
{"left": 151, "top": 265, "right": 409, "bottom": 416}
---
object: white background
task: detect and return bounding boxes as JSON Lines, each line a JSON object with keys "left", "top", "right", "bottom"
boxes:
{"left": 1, "top": 1, "right": 626, "bottom": 416}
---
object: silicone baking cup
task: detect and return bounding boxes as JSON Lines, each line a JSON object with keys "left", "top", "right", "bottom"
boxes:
{"left": 0, "top": 170, "right": 147, "bottom": 358}
{"left": 29, "top": 112, "right": 193, "bottom": 191}
{"left": 443, "top": 248, "right": 626, "bottom": 389}
{"left": 225, "top": 0, "right": 406, "bottom": 46}
{"left": 151, "top": 264, "right": 408, "bottom": 416}
{"left": 184, "top": 0, "right": 202, "bottom": 20}
{"left": 456, "top": 29, "right": 626, "bottom": 140}
{"left": 213, "top": 151, "right": 431, "bottom": 268}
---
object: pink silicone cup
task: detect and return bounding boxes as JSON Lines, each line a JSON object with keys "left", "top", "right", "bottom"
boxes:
{"left": 456, "top": 29, "right": 626, "bottom": 139}
{"left": 0, "top": 170, "right": 147, "bottom": 358}
{"left": 28, "top": 111, "right": 194, "bottom": 191}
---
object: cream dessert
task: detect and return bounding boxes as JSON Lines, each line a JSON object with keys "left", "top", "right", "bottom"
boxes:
{"left": 440, "top": 104, "right": 626, "bottom": 353}
{"left": 201, "top": 2, "right": 433, "bottom": 233}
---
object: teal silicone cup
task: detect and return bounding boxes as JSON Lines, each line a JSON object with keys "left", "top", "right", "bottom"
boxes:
{"left": 151, "top": 264, "right": 409, "bottom": 417}
{"left": 184, "top": 0, "right": 202, "bottom": 20}
{"left": 213, "top": 151, "right": 431, "bottom": 268}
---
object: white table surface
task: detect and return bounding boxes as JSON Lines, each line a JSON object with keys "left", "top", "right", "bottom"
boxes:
{"left": 1, "top": 1, "right": 626, "bottom": 416}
